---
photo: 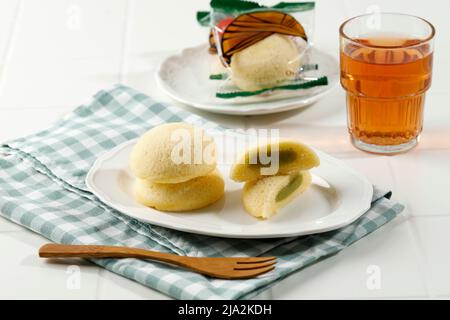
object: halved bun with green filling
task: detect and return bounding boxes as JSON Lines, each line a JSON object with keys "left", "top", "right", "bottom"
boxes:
{"left": 242, "top": 171, "right": 312, "bottom": 219}
{"left": 230, "top": 139, "right": 319, "bottom": 182}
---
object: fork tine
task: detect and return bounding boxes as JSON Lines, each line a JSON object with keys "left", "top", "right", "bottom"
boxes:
{"left": 230, "top": 265, "right": 276, "bottom": 279}
{"left": 234, "top": 259, "right": 277, "bottom": 270}
{"left": 234, "top": 256, "right": 277, "bottom": 264}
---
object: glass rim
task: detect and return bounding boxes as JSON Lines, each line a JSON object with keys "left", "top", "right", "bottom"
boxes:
{"left": 339, "top": 12, "right": 436, "bottom": 49}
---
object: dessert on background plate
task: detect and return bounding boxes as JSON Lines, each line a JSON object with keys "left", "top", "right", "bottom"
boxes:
{"left": 156, "top": 0, "right": 338, "bottom": 115}
{"left": 230, "top": 33, "right": 304, "bottom": 91}
{"left": 198, "top": 0, "right": 327, "bottom": 99}
{"left": 156, "top": 44, "right": 338, "bottom": 115}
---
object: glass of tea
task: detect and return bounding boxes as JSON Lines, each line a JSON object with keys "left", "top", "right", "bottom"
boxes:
{"left": 340, "top": 13, "right": 435, "bottom": 154}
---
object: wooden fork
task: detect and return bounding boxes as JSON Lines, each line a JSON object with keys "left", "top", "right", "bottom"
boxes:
{"left": 39, "top": 243, "right": 276, "bottom": 279}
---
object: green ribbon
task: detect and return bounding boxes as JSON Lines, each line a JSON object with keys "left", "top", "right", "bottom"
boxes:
{"left": 216, "top": 76, "right": 328, "bottom": 99}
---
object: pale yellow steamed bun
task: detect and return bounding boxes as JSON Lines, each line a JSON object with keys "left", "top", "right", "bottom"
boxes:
{"left": 230, "top": 139, "right": 319, "bottom": 182}
{"left": 243, "top": 171, "right": 312, "bottom": 219}
{"left": 230, "top": 34, "right": 303, "bottom": 91}
{"left": 130, "top": 123, "right": 216, "bottom": 183}
{"left": 133, "top": 170, "right": 225, "bottom": 211}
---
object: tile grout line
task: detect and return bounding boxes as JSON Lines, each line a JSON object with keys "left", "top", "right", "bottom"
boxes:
{"left": 0, "top": 105, "right": 75, "bottom": 111}
{"left": 385, "top": 157, "right": 433, "bottom": 298}
{"left": 0, "top": 229, "right": 27, "bottom": 234}
{"left": 405, "top": 217, "right": 434, "bottom": 298}
{"left": 93, "top": 266, "right": 104, "bottom": 300}
{"left": 385, "top": 157, "right": 399, "bottom": 195}
{"left": 118, "top": 0, "right": 132, "bottom": 84}
{"left": 94, "top": 268, "right": 106, "bottom": 299}
{"left": 409, "top": 214, "right": 450, "bottom": 218}
{"left": 0, "top": 0, "right": 23, "bottom": 98}
{"left": 342, "top": 0, "right": 350, "bottom": 20}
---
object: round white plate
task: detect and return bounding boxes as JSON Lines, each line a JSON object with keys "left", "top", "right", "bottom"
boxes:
{"left": 156, "top": 44, "right": 339, "bottom": 115}
{"left": 86, "top": 135, "right": 373, "bottom": 239}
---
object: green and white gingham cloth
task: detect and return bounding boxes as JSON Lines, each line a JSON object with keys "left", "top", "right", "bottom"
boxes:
{"left": 0, "top": 85, "right": 404, "bottom": 299}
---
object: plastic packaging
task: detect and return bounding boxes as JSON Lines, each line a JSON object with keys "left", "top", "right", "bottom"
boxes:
{"left": 197, "top": 0, "right": 327, "bottom": 100}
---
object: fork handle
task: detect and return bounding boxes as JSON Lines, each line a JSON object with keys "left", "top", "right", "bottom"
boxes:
{"left": 39, "top": 243, "right": 189, "bottom": 266}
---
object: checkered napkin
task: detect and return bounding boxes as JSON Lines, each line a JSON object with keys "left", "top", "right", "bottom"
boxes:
{"left": 0, "top": 85, "right": 404, "bottom": 299}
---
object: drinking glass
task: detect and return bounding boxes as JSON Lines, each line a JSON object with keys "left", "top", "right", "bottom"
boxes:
{"left": 340, "top": 13, "right": 435, "bottom": 154}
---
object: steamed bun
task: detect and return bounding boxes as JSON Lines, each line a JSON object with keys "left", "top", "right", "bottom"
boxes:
{"left": 230, "top": 139, "right": 319, "bottom": 182}
{"left": 133, "top": 169, "right": 225, "bottom": 211}
{"left": 130, "top": 122, "right": 216, "bottom": 183}
{"left": 230, "top": 34, "right": 303, "bottom": 91}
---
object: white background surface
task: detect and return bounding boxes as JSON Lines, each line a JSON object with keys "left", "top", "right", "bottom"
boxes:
{"left": 0, "top": 0, "right": 449, "bottom": 299}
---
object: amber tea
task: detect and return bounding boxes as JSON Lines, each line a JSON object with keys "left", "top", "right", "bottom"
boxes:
{"left": 340, "top": 14, "right": 435, "bottom": 154}
{"left": 341, "top": 38, "right": 433, "bottom": 146}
